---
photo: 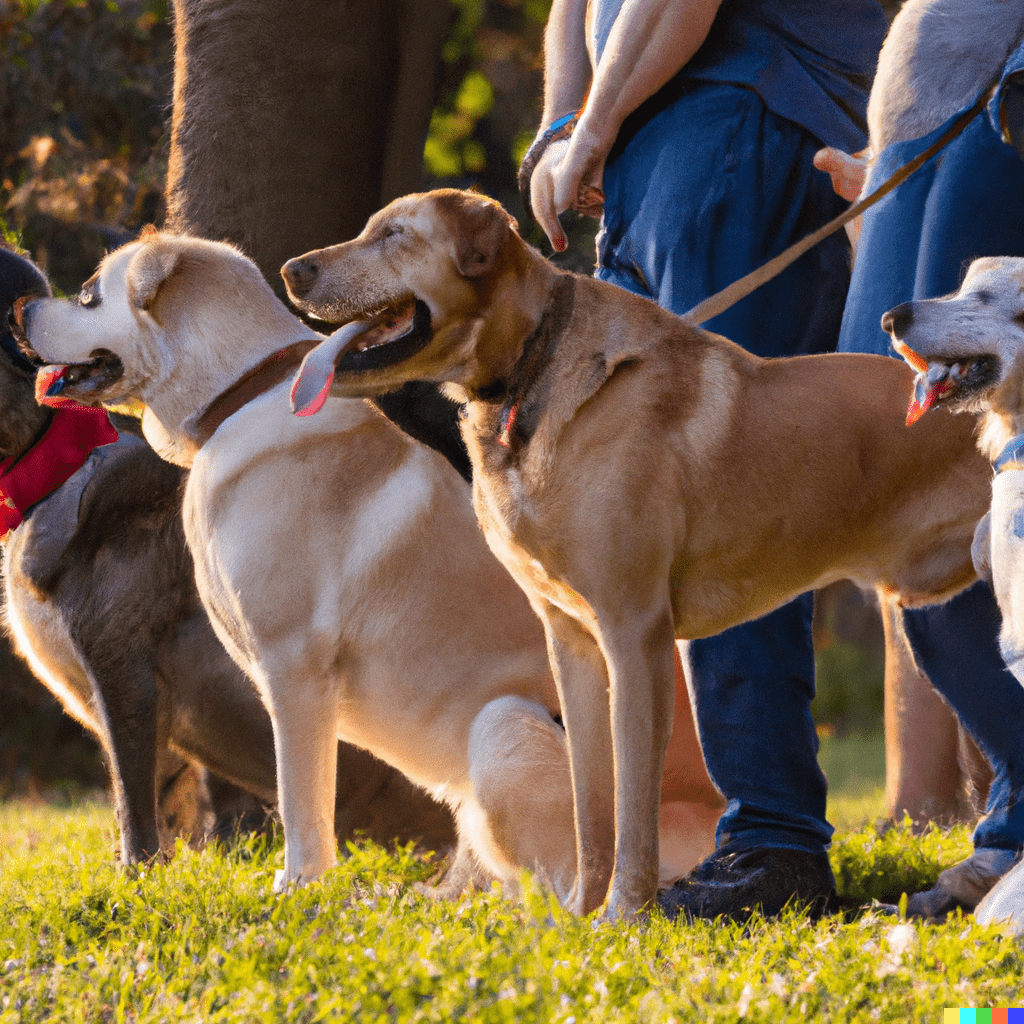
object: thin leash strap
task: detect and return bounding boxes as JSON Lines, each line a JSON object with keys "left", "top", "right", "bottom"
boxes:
{"left": 684, "top": 77, "right": 1003, "bottom": 327}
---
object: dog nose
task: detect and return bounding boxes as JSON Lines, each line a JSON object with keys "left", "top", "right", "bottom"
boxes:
{"left": 881, "top": 302, "right": 914, "bottom": 338}
{"left": 281, "top": 256, "right": 319, "bottom": 299}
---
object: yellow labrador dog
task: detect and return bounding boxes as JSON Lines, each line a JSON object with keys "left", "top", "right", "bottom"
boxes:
{"left": 283, "top": 188, "right": 992, "bottom": 921}
{"left": 16, "top": 232, "right": 722, "bottom": 900}
{"left": 884, "top": 255, "right": 1024, "bottom": 681}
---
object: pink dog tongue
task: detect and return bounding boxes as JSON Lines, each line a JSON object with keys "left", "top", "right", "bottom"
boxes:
{"left": 892, "top": 339, "right": 953, "bottom": 427}
{"left": 290, "top": 320, "right": 373, "bottom": 416}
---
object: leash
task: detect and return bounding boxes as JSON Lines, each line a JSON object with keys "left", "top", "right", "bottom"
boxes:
{"left": 683, "top": 77, "right": 1004, "bottom": 327}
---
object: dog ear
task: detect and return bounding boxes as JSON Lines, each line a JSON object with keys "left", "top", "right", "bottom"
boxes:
{"left": 452, "top": 196, "right": 512, "bottom": 280}
{"left": 126, "top": 240, "right": 182, "bottom": 315}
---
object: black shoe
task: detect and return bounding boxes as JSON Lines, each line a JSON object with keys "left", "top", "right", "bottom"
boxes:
{"left": 657, "top": 845, "right": 836, "bottom": 923}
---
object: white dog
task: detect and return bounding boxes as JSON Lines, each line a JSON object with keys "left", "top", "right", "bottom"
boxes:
{"left": 884, "top": 254, "right": 1024, "bottom": 935}
{"left": 17, "top": 232, "right": 722, "bottom": 900}
{"left": 883, "top": 256, "right": 1024, "bottom": 679}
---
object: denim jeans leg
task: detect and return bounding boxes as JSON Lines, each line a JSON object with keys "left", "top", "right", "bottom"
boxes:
{"left": 902, "top": 582, "right": 1024, "bottom": 852}
{"left": 679, "top": 592, "right": 834, "bottom": 854}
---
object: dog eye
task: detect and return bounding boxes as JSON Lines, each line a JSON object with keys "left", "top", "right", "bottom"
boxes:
{"left": 77, "top": 288, "right": 100, "bottom": 308}
{"left": 382, "top": 225, "right": 404, "bottom": 241}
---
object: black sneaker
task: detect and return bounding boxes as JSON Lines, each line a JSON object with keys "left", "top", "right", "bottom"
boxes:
{"left": 657, "top": 845, "right": 837, "bottom": 923}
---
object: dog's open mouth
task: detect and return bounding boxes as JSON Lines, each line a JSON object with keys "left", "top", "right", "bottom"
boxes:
{"left": 893, "top": 339, "right": 1000, "bottom": 425}
{"left": 34, "top": 350, "right": 124, "bottom": 408}
{"left": 290, "top": 298, "right": 433, "bottom": 416}
{"left": 338, "top": 298, "right": 425, "bottom": 365}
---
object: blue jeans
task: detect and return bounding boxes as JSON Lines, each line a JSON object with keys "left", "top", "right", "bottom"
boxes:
{"left": 596, "top": 82, "right": 850, "bottom": 854}
{"left": 904, "top": 585, "right": 1024, "bottom": 852}
{"left": 839, "top": 105, "right": 1024, "bottom": 855}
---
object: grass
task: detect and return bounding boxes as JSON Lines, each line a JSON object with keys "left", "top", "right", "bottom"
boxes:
{"left": 1, "top": 739, "right": 1020, "bottom": 1023}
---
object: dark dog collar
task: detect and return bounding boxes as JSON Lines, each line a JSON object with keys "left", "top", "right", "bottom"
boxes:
{"left": 471, "top": 275, "right": 575, "bottom": 452}
{"left": 193, "top": 339, "right": 321, "bottom": 448}
{"left": 0, "top": 330, "right": 38, "bottom": 377}
{"left": 994, "top": 433, "right": 1024, "bottom": 474}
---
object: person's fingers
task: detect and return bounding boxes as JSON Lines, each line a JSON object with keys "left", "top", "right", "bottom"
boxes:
{"left": 813, "top": 146, "right": 868, "bottom": 202}
{"left": 531, "top": 140, "right": 571, "bottom": 251}
{"left": 573, "top": 183, "right": 605, "bottom": 218}
{"left": 529, "top": 126, "right": 610, "bottom": 248}
{"left": 551, "top": 124, "right": 603, "bottom": 212}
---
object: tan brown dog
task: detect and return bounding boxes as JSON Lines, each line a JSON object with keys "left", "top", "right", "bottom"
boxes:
{"left": 282, "top": 188, "right": 992, "bottom": 920}
{"left": 16, "top": 232, "right": 723, "bottom": 903}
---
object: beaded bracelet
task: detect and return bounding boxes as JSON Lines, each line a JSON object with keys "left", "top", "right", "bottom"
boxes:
{"left": 517, "top": 108, "right": 583, "bottom": 219}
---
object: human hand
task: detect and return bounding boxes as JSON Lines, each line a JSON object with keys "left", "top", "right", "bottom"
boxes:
{"left": 529, "top": 123, "right": 608, "bottom": 252}
{"left": 813, "top": 147, "right": 868, "bottom": 202}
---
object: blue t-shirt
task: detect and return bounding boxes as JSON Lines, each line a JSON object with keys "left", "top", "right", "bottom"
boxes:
{"left": 838, "top": 36, "right": 1024, "bottom": 356}
{"left": 590, "top": 0, "right": 888, "bottom": 151}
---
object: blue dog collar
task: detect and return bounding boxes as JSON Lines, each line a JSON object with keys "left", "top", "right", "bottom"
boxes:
{"left": 994, "top": 433, "right": 1024, "bottom": 473}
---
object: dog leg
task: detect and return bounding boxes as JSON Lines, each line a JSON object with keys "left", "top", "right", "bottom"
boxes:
{"left": 658, "top": 648, "right": 724, "bottom": 880}
{"left": 263, "top": 672, "right": 340, "bottom": 891}
{"left": 464, "top": 695, "right": 576, "bottom": 901}
{"left": 88, "top": 663, "right": 162, "bottom": 864}
{"left": 600, "top": 606, "right": 677, "bottom": 922}
{"left": 536, "top": 603, "right": 616, "bottom": 915}
{"left": 419, "top": 833, "right": 496, "bottom": 900}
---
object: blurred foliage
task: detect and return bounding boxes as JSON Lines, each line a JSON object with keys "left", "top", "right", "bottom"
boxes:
{"left": 814, "top": 641, "right": 885, "bottom": 736}
{"left": 0, "top": 633, "right": 106, "bottom": 799}
{"left": 812, "top": 582, "right": 885, "bottom": 737}
{"left": 422, "top": 0, "right": 605, "bottom": 271}
{"left": 427, "top": 0, "right": 547, "bottom": 189}
{"left": 0, "top": 0, "right": 171, "bottom": 293}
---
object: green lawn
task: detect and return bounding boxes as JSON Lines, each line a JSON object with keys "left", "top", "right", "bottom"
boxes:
{"left": 1, "top": 739, "right": 1020, "bottom": 1024}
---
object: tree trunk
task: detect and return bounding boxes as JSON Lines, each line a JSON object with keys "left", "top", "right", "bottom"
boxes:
{"left": 165, "top": 0, "right": 452, "bottom": 293}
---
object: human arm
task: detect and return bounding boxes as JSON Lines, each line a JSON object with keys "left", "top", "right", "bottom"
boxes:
{"left": 527, "top": 0, "right": 724, "bottom": 250}
{"left": 519, "top": 0, "right": 591, "bottom": 251}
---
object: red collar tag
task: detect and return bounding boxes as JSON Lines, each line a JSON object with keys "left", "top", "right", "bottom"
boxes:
{"left": 0, "top": 406, "right": 119, "bottom": 535}
{"left": 498, "top": 402, "right": 519, "bottom": 448}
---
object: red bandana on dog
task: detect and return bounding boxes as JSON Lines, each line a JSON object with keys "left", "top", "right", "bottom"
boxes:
{"left": 0, "top": 405, "right": 118, "bottom": 535}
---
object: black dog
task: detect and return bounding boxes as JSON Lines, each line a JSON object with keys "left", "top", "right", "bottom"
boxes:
{"left": 0, "top": 243, "right": 454, "bottom": 863}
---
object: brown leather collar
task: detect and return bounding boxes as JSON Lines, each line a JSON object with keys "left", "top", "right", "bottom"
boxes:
{"left": 193, "top": 339, "right": 320, "bottom": 448}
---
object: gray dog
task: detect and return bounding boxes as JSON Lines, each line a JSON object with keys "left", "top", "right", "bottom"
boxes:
{"left": 0, "top": 244, "right": 454, "bottom": 864}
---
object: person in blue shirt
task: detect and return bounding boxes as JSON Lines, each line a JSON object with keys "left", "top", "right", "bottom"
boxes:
{"left": 520, "top": 0, "right": 888, "bottom": 920}
{"left": 819, "top": 34, "right": 1024, "bottom": 920}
